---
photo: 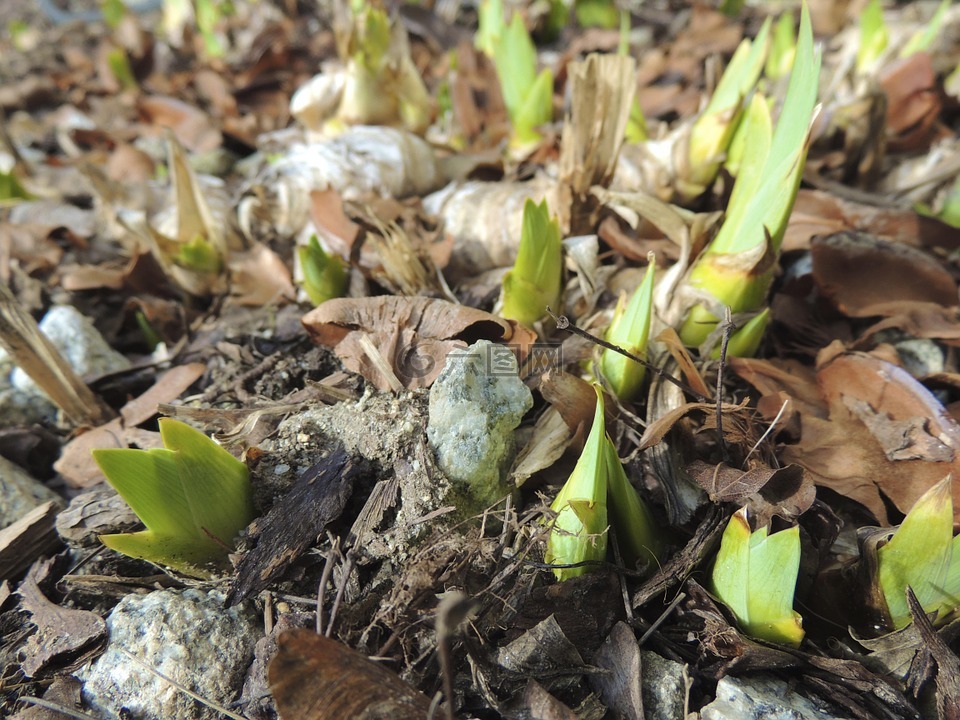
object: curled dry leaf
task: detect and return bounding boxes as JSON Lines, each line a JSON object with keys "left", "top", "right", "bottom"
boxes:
{"left": 878, "top": 53, "right": 942, "bottom": 153}
{"left": 302, "top": 296, "right": 535, "bottom": 391}
{"left": 772, "top": 347, "right": 960, "bottom": 523}
{"left": 810, "top": 231, "right": 957, "bottom": 318}
{"left": 269, "top": 629, "right": 432, "bottom": 720}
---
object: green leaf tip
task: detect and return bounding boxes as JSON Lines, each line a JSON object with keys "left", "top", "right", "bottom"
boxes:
{"left": 546, "top": 386, "right": 662, "bottom": 580}
{"left": 711, "top": 508, "right": 804, "bottom": 646}
{"left": 599, "top": 256, "right": 656, "bottom": 401}
{"left": 93, "top": 418, "right": 254, "bottom": 577}
{"left": 546, "top": 386, "right": 609, "bottom": 580}
{"left": 680, "top": 2, "right": 820, "bottom": 349}
{"left": 500, "top": 199, "right": 563, "bottom": 326}
{"left": 877, "top": 476, "right": 960, "bottom": 629}
{"left": 299, "top": 235, "right": 348, "bottom": 306}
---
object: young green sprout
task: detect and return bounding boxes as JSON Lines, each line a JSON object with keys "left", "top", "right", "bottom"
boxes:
{"left": 92, "top": 418, "right": 255, "bottom": 578}
{"left": 298, "top": 235, "right": 348, "bottom": 306}
{"left": 681, "top": 17, "right": 770, "bottom": 200}
{"left": 679, "top": 3, "right": 820, "bottom": 352}
{"left": 500, "top": 199, "right": 563, "bottom": 327}
{"left": 856, "top": 0, "right": 888, "bottom": 73}
{"left": 546, "top": 387, "right": 661, "bottom": 580}
{"left": 875, "top": 477, "right": 960, "bottom": 629}
{"left": 546, "top": 387, "right": 609, "bottom": 581}
{"left": 486, "top": 12, "right": 554, "bottom": 150}
{"left": 711, "top": 508, "right": 804, "bottom": 647}
{"left": 598, "top": 256, "right": 656, "bottom": 402}
{"left": 765, "top": 13, "right": 797, "bottom": 81}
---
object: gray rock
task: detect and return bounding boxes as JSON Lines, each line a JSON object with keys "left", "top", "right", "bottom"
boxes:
{"left": 0, "top": 454, "right": 62, "bottom": 529}
{"left": 0, "top": 385, "right": 57, "bottom": 426}
{"left": 11, "top": 305, "right": 130, "bottom": 398}
{"left": 427, "top": 340, "right": 533, "bottom": 505}
{"left": 700, "top": 675, "right": 854, "bottom": 720}
{"left": 78, "top": 588, "right": 259, "bottom": 720}
{"left": 640, "top": 651, "right": 687, "bottom": 720}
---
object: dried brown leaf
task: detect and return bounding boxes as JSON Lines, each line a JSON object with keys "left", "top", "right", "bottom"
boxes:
{"left": 302, "top": 296, "right": 535, "bottom": 391}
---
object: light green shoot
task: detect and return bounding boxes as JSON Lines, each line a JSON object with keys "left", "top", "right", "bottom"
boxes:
{"left": 475, "top": 0, "right": 504, "bottom": 57}
{"left": 683, "top": 17, "right": 771, "bottom": 198}
{"left": 93, "top": 418, "right": 255, "bottom": 577}
{"left": 546, "top": 386, "right": 609, "bottom": 581}
{"left": 100, "top": 0, "right": 126, "bottom": 28}
{"left": 106, "top": 48, "right": 138, "bottom": 92}
{"left": 298, "top": 235, "right": 348, "bottom": 307}
{"left": 857, "top": 0, "right": 889, "bottom": 73}
{"left": 711, "top": 508, "right": 804, "bottom": 646}
{"left": 174, "top": 235, "right": 223, "bottom": 274}
{"left": 877, "top": 477, "right": 960, "bottom": 628}
{"left": 491, "top": 14, "right": 554, "bottom": 148}
{"left": 765, "top": 13, "right": 796, "bottom": 81}
{"left": 500, "top": 199, "right": 563, "bottom": 327}
{"left": 574, "top": 0, "right": 620, "bottom": 30}
{"left": 900, "top": 0, "right": 949, "bottom": 59}
{"left": 710, "top": 308, "right": 771, "bottom": 359}
{"left": 680, "top": 3, "right": 820, "bottom": 348}
{"left": 599, "top": 257, "right": 656, "bottom": 402}
{"left": 604, "top": 438, "right": 660, "bottom": 572}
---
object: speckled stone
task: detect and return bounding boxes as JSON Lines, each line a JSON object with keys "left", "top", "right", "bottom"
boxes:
{"left": 700, "top": 674, "right": 853, "bottom": 720}
{"left": 11, "top": 305, "right": 130, "bottom": 398}
{"left": 427, "top": 340, "right": 532, "bottom": 505}
{"left": 78, "top": 588, "right": 259, "bottom": 720}
{"left": 0, "top": 454, "right": 61, "bottom": 529}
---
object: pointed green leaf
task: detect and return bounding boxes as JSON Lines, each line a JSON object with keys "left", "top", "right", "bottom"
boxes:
{"left": 501, "top": 199, "right": 563, "bottom": 326}
{"left": 299, "top": 235, "right": 348, "bottom": 306}
{"left": 475, "top": 0, "right": 505, "bottom": 56}
{"left": 600, "top": 257, "right": 656, "bottom": 401}
{"left": 746, "top": 525, "right": 804, "bottom": 645}
{"left": 766, "top": 13, "right": 796, "bottom": 80}
{"left": 604, "top": 438, "right": 660, "bottom": 571}
{"left": 493, "top": 14, "right": 538, "bottom": 122}
{"left": 709, "top": 308, "right": 771, "bottom": 359}
{"left": 100, "top": 530, "right": 223, "bottom": 578}
{"left": 160, "top": 418, "right": 254, "bottom": 549}
{"left": 712, "top": 509, "right": 804, "bottom": 646}
{"left": 93, "top": 448, "right": 194, "bottom": 538}
{"left": 857, "top": 0, "right": 888, "bottom": 72}
{"left": 546, "top": 387, "right": 608, "bottom": 580}
{"left": 711, "top": 509, "right": 752, "bottom": 628}
{"left": 900, "top": 0, "right": 950, "bottom": 58}
{"left": 878, "top": 477, "right": 954, "bottom": 627}
{"left": 512, "top": 68, "right": 554, "bottom": 144}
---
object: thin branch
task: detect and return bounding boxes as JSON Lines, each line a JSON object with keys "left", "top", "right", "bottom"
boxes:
{"left": 715, "top": 307, "right": 735, "bottom": 463}
{"left": 547, "top": 309, "right": 707, "bottom": 401}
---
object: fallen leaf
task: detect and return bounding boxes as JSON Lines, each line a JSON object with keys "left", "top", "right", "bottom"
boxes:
{"left": 302, "top": 296, "right": 535, "bottom": 391}
{"left": 269, "top": 629, "right": 433, "bottom": 720}
{"left": 810, "top": 231, "right": 957, "bottom": 318}
{"left": 138, "top": 96, "right": 222, "bottom": 153}
{"left": 590, "top": 622, "right": 644, "bottom": 720}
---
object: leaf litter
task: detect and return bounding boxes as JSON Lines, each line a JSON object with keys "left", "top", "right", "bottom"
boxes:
{"left": 2, "top": 1, "right": 960, "bottom": 719}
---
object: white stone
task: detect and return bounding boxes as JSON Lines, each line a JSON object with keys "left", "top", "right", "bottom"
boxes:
{"left": 78, "top": 588, "right": 259, "bottom": 720}
{"left": 11, "top": 305, "right": 130, "bottom": 397}
{"left": 427, "top": 340, "right": 533, "bottom": 505}
{"left": 700, "top": 675, "right": 854, "bottom": 720}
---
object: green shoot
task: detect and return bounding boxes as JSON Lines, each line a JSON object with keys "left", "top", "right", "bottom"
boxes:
{"left": 765, "top": 13, "right": 796, "bottom": 81}
{"left": 475, "top": 0, "right": 504, "bottom": 56}
{"left": 857, "top": 0, "right": 889, "bottom": 73}
{"left": 876, "top": 477, "right": 960, "bottom": 629}
{"left": 106, "top": 47, "right": 139, "bottom": 92}
{"left": 93, "top": 418, "right": 255, "bottom": 578}
{"left": 711, "top": 508, "right": 804, "bottom": 646}
{"left": 101, "top": 0, "right": 126, "bottom": 29}
{"left": 174, "top": 235, "right": 223, "bottom": 274}
{"left": 900, "top": 0, "right": 949, "bottom": 59}
{"left": 598, "top": 257, "right": 656, "bottom": 401}
{"left": 604, "top": 438, "right": 660, "bottom": 572}
{"left": 682, "top": 17, "right": 771, "bottom": 199}
{"left": 546, "top": 386, "right": 609, "bottom": 580}
{"left": 500, "top": 199, "right": 563, "bottom": 327}
{"left": 575, "top": 0, "right": 620, "bottom": 30}
{"left": 490, "top": 13, "right": 554, "bottom": 149}
{"left": 298, "top": 235, "right": 348, "bottom": 306}
{"left": 680, "top": 3, "right": 820, "bottom": 349}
